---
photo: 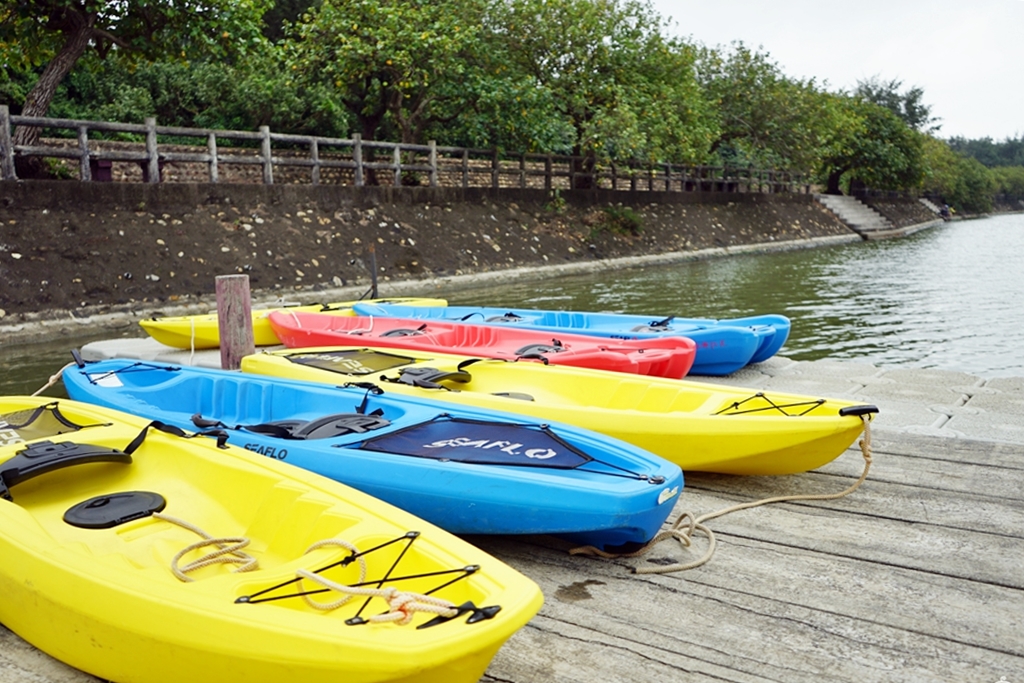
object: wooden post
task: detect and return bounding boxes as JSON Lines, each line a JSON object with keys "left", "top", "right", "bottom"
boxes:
{"left": 428, "top": 140, "right": 438, "bottom": 187}
{"left": 544, "top": 155, "right": 552, "bottom": 192}
{"left": 310, "top": 138, "right": 320, "bottom": 185}
{"left": 207, "top": 133, "right": 219, "bottom": 183}
{"left": 491, "top": 148, "right": 500, "bottom": 188}
{"left": 393, "top": 145, "right": 402, "bottom": 186}
{"left": 519, "top": 152, "right": 526, "bottom": 188}
{"left": 461, "top": 149, "right": 469, "bottom": 188}
{"left": 0, "top": 105, "right": 15, "bottom": 180}
{"left": 353, "top": 134, "right": 364, "bottom": 187}
{"left": 78, "top": 125, "right": 91, "bottom": 181}
{"left": 215, "top": 274, "right": 255, "bottom": 370}
{"left": 145, "top": 117, "right": 159, "bottom": 183}
{"left": 260, "top": 125, "right": 273, "bottom": 184}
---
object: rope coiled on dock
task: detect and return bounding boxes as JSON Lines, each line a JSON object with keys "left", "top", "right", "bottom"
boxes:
{"left": 570, "top": 415, "right": 874, "bottom": 575}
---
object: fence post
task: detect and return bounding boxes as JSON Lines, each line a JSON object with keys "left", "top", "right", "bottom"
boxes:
{"left": 207, "top": 133, "right": 219, "bottom": 183}
{"left": 77, "top": 125, "right": 92, "bottom": 181}
{"left": 664, "top": 163, "right": 671, "bottom": 192}
{"left": 519, "top": 152, "right": 526, "bottom": 188}
{"left": 145, "top": 117, "right": 160, "bottom": 183}
{"left": 461, "top": 149, "right": 469, "bottom": 188}
{"left": 428, "top": 140, "right": 438, "bottom": 187}
{"left": 545, "top": 155, "right": 552, "bottom": 192}
{"left": 393, "top": 145, "right": 402, "bottom": 186}
{"left": 353, "top": 134, "right": 364, "bottom": 187}
{"left": 491, "top": 148, "right": 500, "bottom": 189}
{"left": 0, "top": 105, "right": 14, "bottom": 180}
{"left": 259, "top": 125, "right": 273, "bottom": 184}
{"left": 310, "top": 138, "right": 320, "bottom": 185}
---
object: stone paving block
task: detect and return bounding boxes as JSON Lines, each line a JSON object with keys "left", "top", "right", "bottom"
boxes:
{"left": 963, "top": 391, "right": 1024, "bottom": 415}
{"left": 880, "top": 367, "right": 984, "bottom": 387}
{"left": 787, "top": 358, "right": 881, "bottom": 379}
{"left": 745, "top": 356, "right": 800, "bottom": 375}
{"left": 853, "top": 382, "right": 966, "bottom": 405}
{"left": 759, "top": 376, "right": 866, "bottom": 398}
{"left": 944, "top": 413, "right": 1024, "bottom": 445}
{"left": 865, "top": 401, "right": 944, "bottom": 431}
{"left": 985, "top": 376, "right": 1024, "bottom": 393}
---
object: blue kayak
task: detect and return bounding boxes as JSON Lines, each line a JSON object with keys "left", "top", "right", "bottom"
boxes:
{"left": 352, "top": 303, "right": 790, "bottom": 375}
{"left": 62, "top": 357, "right": 683, "bottom": 551}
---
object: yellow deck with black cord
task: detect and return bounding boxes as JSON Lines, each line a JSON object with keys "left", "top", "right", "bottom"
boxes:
{"left": 0, "top": 396, "right": 542, "bottom": 683}
{"left": 139, "top": 297, "right": 448, "bottom": 349}
{"left": 242, "top": 346, "right": 878, "bottom": 476}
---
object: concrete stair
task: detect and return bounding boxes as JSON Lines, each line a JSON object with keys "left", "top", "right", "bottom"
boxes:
{"left": 918, "top": 197, "right": 943, "bottom": 214}
{"left": 815, "top": 194, "right": 895, "bottom": 238}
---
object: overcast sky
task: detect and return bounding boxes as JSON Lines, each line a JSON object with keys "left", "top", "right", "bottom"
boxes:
{"left": 649, "top": 0, "right": 1024, "bottom": 141}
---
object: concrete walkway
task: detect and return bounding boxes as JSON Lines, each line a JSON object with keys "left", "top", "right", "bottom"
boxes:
{"left": 2, "top": 343, "right": 1022, "bottom": 682}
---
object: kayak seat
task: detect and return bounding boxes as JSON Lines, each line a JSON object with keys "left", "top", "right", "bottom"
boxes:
{"left": 632, "top": 316, "right": 676, "bottom": 333}
{"left": 485, "top": 313, "right": 524, "bottom": 322}
{"left": 387, "top": 367, "right": 472, "bottom": 391}
{"left": 513, "top": 342, "right": 566, "bottom": 356}
{"left": 380, "top": 325, "right": 427, "bottom": 338}
{"left": 275, "top": 413, "right": 392, "bottom": 440}
{"left": 192, "top": 413, "right": 391, "bottom": 440}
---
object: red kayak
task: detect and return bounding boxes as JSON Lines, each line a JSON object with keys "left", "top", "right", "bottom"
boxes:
{"left": 268, "top": 311, "right": 696, "bottom": 378}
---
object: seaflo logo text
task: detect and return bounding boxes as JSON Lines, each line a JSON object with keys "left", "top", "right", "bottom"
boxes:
{"left": 423, "top": 437, "right": 558, "bottom": 460}
{"left": 0, "top": 420, "right": 24, "bottom": 447}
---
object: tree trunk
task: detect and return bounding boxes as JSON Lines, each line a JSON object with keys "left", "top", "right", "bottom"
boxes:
{"left": 825, "top": 168, "right": 847, "bottom": 195}
{"left": 13, "top": 20, "right": 95, "bottom": 148}
{"left": 12, "top": 16, "right": 95, "bottom": 177}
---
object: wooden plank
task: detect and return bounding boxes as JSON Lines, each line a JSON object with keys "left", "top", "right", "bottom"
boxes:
{"left": 475, "top": 532, "right": 1022, "bottom": 682}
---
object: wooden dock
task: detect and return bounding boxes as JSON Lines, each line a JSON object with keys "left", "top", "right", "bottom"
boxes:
{"left": 473, "top": 430, "right": 1023, "bottom": 682}
{"left": 2, "top": 429, "right": 1020, "bottom": 682}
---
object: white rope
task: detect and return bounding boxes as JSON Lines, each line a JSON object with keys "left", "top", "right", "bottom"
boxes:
{"left": 32, "top": 362, "right": 74, "bottom": 396}
{"left": 571, "top": 416, "right": 875, "bottom": 575}
{"left": 154, "top": 512, "right": 259, "bottom": 582}
{"left": 295, "top": 569, "right": 458, "bottom": 624}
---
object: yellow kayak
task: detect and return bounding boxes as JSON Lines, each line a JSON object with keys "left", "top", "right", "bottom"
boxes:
{"left": 242, "top": 347, "right": 878, "bottom": 476}
{"left": 0, "top": 396, "right": 542, "bottom": 683}
{"left": 139, "top": 297, "right": 448, "bottom": 349}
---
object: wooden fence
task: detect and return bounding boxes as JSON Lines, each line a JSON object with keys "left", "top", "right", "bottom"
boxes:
{"left": 0, "top": 105, "right": 811, "bottom": 194}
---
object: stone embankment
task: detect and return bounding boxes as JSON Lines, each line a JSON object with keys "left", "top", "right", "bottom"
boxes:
{"left": 0, "top": 182, "right": 940, "bottom": 344}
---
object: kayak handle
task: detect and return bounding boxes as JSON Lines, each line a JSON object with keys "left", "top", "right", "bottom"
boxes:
{"left": 839, "top": 404, "right": 880, "bottom": 417}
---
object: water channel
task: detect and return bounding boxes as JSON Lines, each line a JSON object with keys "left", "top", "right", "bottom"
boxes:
{"left": 2, "top": 212, "right": 1022, "bottom": 397}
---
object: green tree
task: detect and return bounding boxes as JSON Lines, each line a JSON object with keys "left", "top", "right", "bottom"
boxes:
{"left": 0, "top": 0, "right": 269, "bottom": 173}
{"left": 949, "top": 135, "right": 1024, "bottom": 167}
{"left": 919, "top": 135, "right": 994, "bottom": 213}
{"left": 990, "top": 165, "right": 1024, "bottom": 198}
{"left": 50, "top": 51, "right": 347, "bottom": 138}
{"left": 284, "top": 0, "right": 491, "bottom": 146}
{"left": 818, "top": 96, "right": 924, "bottom": 194}
{"left": 855, "top": 76, "right": 940, "bottom": 133}
{"left": 696, "top": 42, "right": 834, "bottom": 173}
{"left": 497, "top": 0, "right": 711, "bottom": 185}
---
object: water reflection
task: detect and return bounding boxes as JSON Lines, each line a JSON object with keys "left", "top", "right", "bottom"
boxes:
{"left": 449, "top": 214, "right": 1024, "bottom": 378}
